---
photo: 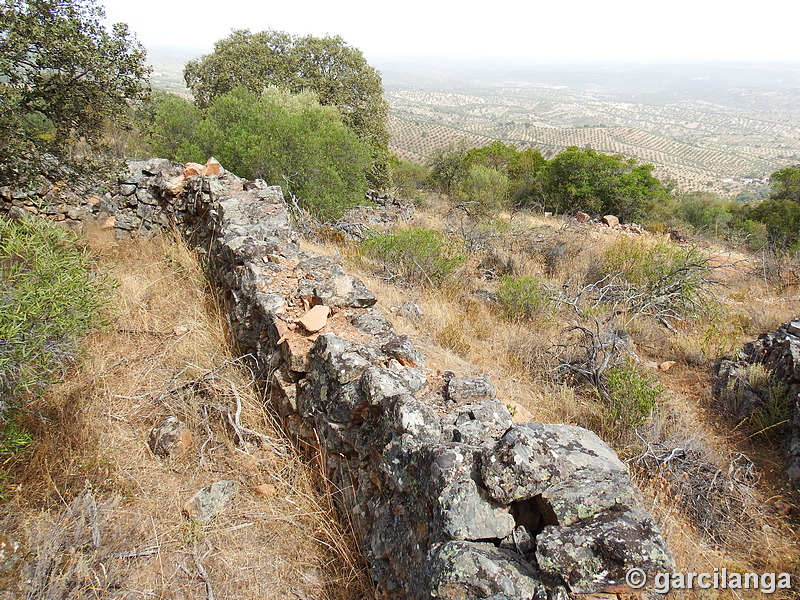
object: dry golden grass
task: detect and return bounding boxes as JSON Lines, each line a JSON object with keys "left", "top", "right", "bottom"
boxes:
{"left": 0, "top": 226, "right": 372, "bottom": 600}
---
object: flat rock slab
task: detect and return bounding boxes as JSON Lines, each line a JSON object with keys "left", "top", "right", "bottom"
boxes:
{"left": 429, "top": 540, "right": 547, "bottom": 600}
{"left": 298, "top": 304, "right": 330, "bottom": 333}
{"left": 539, "top": 471, "right": 638, "bottom": 526}
{"left": 481, "top": 423, "right": 627, "bottom": 504}
{"left": 447, "top": 375, "right": 495, "bottom": 403}
{"left": 183, "top": 480, "right": 239, "bottom": 522}
{"left": 601, "top": 214, "right": 620, "bottom": 227}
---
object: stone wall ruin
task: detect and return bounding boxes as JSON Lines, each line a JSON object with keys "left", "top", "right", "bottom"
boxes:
{"left": 3, "top": 158, "right": 675, "bottom": 599}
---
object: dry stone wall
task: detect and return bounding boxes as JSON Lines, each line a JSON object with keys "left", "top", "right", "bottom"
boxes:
{"left": 716, "top": 320, "right": 800, "bottom": 483}
{"left": 7, "top": 158, "right": 675, "bottom": 599}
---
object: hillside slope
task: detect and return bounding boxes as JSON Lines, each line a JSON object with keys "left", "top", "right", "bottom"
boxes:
{"left": 0, "top": 227, "right": 371, "bottom": 600}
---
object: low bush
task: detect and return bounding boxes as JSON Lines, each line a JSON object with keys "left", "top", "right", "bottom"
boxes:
{"left": 603, "top": 360, "right": 663, "bottom": 430}
{"left": 601, "top": 237, "right": 712, "bottom": 323}
{"left": 496, "top": 275, "right": 555, "bottom": 320}
{"left": 0, "top": 214, "right": 110, "bottom": 405}
{"left": 361, "top": 227, "right": 465, "bottom": 286}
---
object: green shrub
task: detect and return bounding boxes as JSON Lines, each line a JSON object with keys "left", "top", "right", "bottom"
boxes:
{"left": 151, "top": 87, "right": 372, "bottom": 220}
{"left": 389, "top": 156, "right": 430, "bottom": 201}
{"left": 148, "top": 92, "right": 203, "bottom": 163}
{"left": 539, "top": 147, "right": 668, "bottom": 222}
{"left": 426, "top": 139, "right": 470, "bottom": 193}
{"left": 496, "top": 275, "right": 555, "bottom": 320}
{"left": 675, "top": 192, "right": 739, "bottom": 237}
{"left": 603, "top": 360, "right": 663, "bottom": 429}
{"left": 748, "top": 197, "right": 800, "bottom": 252}
{"left": 456, "top": 164, "right": 510, "bottom": 215}
{"left": 726, "top": 219, "right": 769, "bottom": 252}
{"left": 0, "top": 214, "right": 110, "bottom": 404}
{"left": 361, "top": 227, "right": 465, "bottom": 286}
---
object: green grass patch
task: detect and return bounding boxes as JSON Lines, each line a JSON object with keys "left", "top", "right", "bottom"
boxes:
{"left": 602, "top": 360, "right": 663, "bottom": 429}
{"left": 496, "top": 275, "right": 555, "bottom": 320}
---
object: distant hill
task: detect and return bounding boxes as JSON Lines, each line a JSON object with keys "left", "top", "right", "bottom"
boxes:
{"left": 375, "top": 58, "right": 800, "bottom": 196}
{"left": 146, "top": 45, "right": 206, "bottom": 97}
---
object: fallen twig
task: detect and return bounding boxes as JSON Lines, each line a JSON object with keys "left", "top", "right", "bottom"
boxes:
{"left": 193, "top": 545, "right": 215, "bottom": 600}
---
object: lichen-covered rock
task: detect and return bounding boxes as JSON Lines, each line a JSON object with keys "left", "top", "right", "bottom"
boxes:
{"left": 382, "top": 334, "right": 426, "bottom": 368}
{"left": 436, "top": 478, "right": 515, "bottom": 540}
{"left": 351, "top": 308, "right": 394, "bottom": 336}
{"left": 428, "top": 541, "right": 547, "bottom": 600}
{"left": 404, "top": 443, "right": 517, "bottom": 542}
{"left": 318, "top": 274, "right": 378, "bottom": 308}
{"left": 447, "top": 375, "right": 495, "bottom": 403}
{"left": 148, "top": 416, "right": 192, "bottom": 458}
{"left": 443, "top": 399, "right": 513, "bottom": 446}
{"left": 481, "top": 423, "right": 627, "bottom": 504}
{"left": 535, "top": 506, "right": 674, "bottom": 594}
{"left": 361, "top": 366, "right": 426, "bottom": 406}
{"left": 388, "top": 394, "right": 443, "bottom": 442}
{"left": 538, "top": 471, "right": 638, "bottom": 527}
{"left": 311, "top": 334, "right": 374, "bottom": 385}
{"left": 182, "top": 480, "right": 239, "bottom": 522}
{"left": 398, "top": 300, "right": 423, "bottom": 321}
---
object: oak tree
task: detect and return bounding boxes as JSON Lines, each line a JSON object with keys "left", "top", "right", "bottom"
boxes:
{"left": 184, "top": 29, "right": 390, "bottom": 186}
{"left": 0, "top": 0, "right": 149, "bottom": 185}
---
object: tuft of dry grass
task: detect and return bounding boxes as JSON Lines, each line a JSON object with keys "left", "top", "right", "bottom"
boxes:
{"left": 0, "top": 226, "right": 372, "bottom": 600}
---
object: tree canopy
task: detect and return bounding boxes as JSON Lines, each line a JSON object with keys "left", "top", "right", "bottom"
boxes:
{"left": 768, "top": 164, "right": 800, "bottom": 203}
{"left": 427, "top": 141, "right": 663, "bottom": 221}
{"left": 151, "top": 87, "right": 371, "bottom": 220}
{"left": 0, "top": 0, "right": 149, "bottom": 185}
{"left": 746, "top": 164, "right": 800, "bottom": 250}
{"left": 539, "top": 147, "right": 668, "bottom": 222}
{"left": 184, "top": 29, "right": 390, "bottom": 186}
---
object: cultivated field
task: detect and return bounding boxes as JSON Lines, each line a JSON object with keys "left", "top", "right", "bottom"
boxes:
{"left": 381, "top": 60, "right": 800, "bottom": 196}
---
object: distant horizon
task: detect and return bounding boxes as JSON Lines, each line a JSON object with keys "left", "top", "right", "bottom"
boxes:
{"left": 145, "top": 43, "right": 800, "bottom": 69}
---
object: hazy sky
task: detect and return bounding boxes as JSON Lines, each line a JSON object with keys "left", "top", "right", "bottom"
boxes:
{"left": 100, "top": 0, "right": 800, "bottom": 63}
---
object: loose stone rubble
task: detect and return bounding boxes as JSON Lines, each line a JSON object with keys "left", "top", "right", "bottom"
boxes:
{"left": 2, "top": 158, "right": 674, "bottom": 599}
{"left": 715, "top": 319, "right": 800, "bottom": 483}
